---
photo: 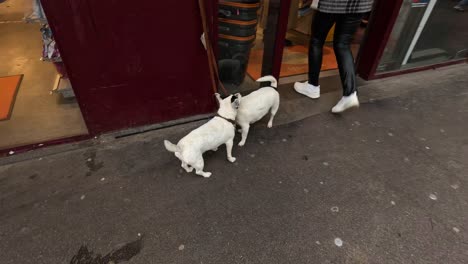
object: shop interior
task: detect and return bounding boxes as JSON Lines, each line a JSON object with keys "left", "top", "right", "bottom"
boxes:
{"left": 0, "top": 0, "right": 87, "bottom": 150}
{"left": 218, "top": 0, "right": 369, "bottom": 93}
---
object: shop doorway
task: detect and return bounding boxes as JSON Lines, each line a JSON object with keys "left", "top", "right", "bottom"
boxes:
{"left": 276, "top": 1, "right": 370, "bottom": 84}
{"left": 0, "top": 0, "right": 88, "bottom": 150}
{"left": 216, "top": 0, "right": 371, "bottom": 92}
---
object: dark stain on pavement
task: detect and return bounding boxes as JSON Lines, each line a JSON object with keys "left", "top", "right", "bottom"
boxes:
{"left": 84, "top": 151, "right": 104, "bottom": 177}
{"left": 70, "top": 236, "right": 143, "bottom": 264}
{"left": 29, "top": 174, "right": 38, "bottom": 180}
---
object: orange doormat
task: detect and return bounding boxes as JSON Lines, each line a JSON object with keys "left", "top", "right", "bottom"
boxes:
{"left": 0, "top": 75, "right": 23, "bottom": 121}
{"left": 246, "top": 45, "right": 338, "bottom": 80}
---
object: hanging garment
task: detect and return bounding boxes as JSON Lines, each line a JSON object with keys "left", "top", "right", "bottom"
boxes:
{"left": 24, "top": 0, "right": 47, "bottom": 23}
{"left": 40, "top": 24, "right": 62, "bottom": 62}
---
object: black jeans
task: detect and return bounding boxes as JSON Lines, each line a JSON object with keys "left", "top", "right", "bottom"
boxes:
{"left": 308, "top": 12, "right": 363, "bottom": 96}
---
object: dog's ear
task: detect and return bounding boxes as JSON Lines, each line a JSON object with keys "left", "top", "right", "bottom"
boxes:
{"left": 214, "top": 93, "right": 222, "bottom": 104}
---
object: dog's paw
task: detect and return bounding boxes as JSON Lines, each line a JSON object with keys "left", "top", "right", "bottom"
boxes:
{"left": 228, "top": 157, "right": 236, "bottom": 163}
{"left": 238, "top": 141, "right": 245, "bottom": 147}
{"left": 268, "top": 122, "right": 273, "bottom": 128}
{"left": 203, "top": 172, "right": 212, "bottom": 178}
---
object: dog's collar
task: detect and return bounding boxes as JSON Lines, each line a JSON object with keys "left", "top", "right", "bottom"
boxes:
{"left": 215, "top": 114, "right": 236, "bottom": 126}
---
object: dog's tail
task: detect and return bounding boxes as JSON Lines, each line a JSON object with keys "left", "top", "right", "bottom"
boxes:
{"left": 256, "top": 75, "right": 278, "bottom": 88}
{"left": 164, "top": 140, "right": 180, "bottom": 153}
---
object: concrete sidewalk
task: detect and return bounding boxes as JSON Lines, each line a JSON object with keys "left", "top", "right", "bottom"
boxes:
{"left": 1, "top": 64, "right": 468, "bottom": 264}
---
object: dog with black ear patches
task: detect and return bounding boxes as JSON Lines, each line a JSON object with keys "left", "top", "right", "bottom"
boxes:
{"left": 164, "top": 93, "right": 241, "bottom": 178}
{"left": 236, "top": 75, "right": 280, "bottom": 146}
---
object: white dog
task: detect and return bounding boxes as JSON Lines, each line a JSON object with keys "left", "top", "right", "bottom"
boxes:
{"left": 164, "top": 93, "right": 241, "bottom": 178}
{"left": 236, "top": 75, "right": 280, "bottom": 146}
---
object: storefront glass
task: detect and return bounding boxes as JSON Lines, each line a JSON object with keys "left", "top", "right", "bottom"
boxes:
{"left": 377, "top": 0, "right": 468, "bottom": 73}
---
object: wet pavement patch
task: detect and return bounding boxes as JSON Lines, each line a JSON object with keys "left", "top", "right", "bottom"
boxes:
{"left": 70, "top": 237, "right": 143, "bottom": 264}
{"left": 84, "top": 151, "right": 104, "bottom": 177}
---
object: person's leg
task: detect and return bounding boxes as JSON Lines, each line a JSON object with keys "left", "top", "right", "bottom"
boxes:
{"left": 330, "top": 13, "right": 363, "bottom": 113}
{"left": 333, "top": 13, "right": 362, "bottom": 96}
{"left": 308, "top": 12, "right": 336, "bottom": 86}
{"left": 294, "top": 11, "right": 335, "bottom": 99}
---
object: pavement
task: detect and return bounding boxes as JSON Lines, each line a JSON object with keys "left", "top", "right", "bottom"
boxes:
{"left": 1, "top": 64, "right": 468, "bottom": 264}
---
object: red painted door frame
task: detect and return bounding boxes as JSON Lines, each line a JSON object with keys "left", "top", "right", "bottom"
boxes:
{"left": 40, "top": 0, "right": 217, "bottom": 135}
{"left": 272, "top": 0, "right": 292, "bottom": 79}
{"left": 357, "top": 0, "right": 405, "bottom": 80}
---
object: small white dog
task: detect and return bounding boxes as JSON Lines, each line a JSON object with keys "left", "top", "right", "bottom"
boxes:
{"left": 236, "top": 75, "right": 280, "bottom": 146}
{"left": 164, "top": 93, "right": 241, "bottom": 178}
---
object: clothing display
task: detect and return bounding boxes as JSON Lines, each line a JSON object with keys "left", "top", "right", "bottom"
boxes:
{"left": 219, "top": 18, "right": 258, "bottom": 37}
{"left": 40, "top": 24, "right": 62, "bottom": 62}
{"left": 219, "top": 1, "right": 260, "bottom": 21}
{"left": 24, "top": 0, "right": 63, "bottom": 63}
{"left": 24, "top": 0, "right": 47, "bottom": 23}
{"left": 218, "top": 0, "right": 260, "bottom": 85}
{"left": 24, "top": 0, "right": 71, "bottom": 93}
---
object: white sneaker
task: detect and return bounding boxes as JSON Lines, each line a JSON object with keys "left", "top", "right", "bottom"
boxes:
{"left": 454, "top": 5, "right": 464, "bottom": 11}
{"left": 331, "top": 92, "right": 359, "bottom": 113}
{"left": 294, "top": 81, "right": 320, "bottom": 99}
